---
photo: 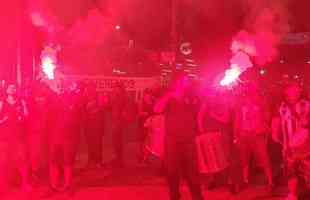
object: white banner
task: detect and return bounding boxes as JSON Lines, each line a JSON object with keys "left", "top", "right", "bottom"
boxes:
{"left": 65, "top": 75, "right": 160, "bottom": 92}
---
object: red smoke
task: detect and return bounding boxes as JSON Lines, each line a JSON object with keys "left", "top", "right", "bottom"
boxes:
{"left": 220, "top": 0, "right": 290, "bottom": 86}
{"left": 66, "top": 9, "right": 109, "bottom": 46}
{"left": 240, "top": 0, "right": 290, "bottom": 65}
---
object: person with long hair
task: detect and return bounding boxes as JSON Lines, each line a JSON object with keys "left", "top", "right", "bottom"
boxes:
{"left": 0, "top": 83, "right": 31, "bottom": 192}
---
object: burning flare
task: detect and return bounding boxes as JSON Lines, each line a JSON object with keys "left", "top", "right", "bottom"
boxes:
{"left": 220, "top": 65, "right": 241, "bottom": 86}
{"left": 42, "top": 57, "right": 56, "bottom": 80}
{"left": 220, "top": 32, "right": 254, "bottom": 86}
{"left": 40, "top": 45, "right": 59, "bottom": 80}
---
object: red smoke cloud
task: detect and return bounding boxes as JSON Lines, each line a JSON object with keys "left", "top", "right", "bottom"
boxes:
{"left": 27, "top": 0, "right": 118, "bottom": 74}
{"left": 66, "top": 9, "right": 109, "bottom": 46}
{"left": 220, "top": 0, "right": 290, "bottom": 86}
{"left": 240, "top": 0, "right": 290, "bottom": 65}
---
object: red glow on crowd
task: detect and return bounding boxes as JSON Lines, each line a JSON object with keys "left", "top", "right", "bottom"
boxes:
{"left": 1, "top": 0, "right": 309, "bottom": 199}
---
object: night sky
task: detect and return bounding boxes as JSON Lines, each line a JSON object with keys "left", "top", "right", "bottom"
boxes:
{"left": 0, "top": 0, "right": 309, "bottom": 79}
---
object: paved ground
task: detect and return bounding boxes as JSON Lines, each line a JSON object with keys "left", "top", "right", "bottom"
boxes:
{"left": 3, "top": 186, "right": 287, "bottom": 200}
{"left": 0, "top": 138, "right": 292, "bottom": 200}
{"left": 2, "top": 165, "right": 289, "bottom": 200}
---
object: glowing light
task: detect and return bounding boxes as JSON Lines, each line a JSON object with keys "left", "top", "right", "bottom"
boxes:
{"left": 220, "top": 66, "right": 241, "bottom": 86}
{"left": 40, "top": 45, "right": 59, "bottom": 80}
{"left": 219, "top": 34, "right": 255, "bottom": 87}
{"left": 30, "top": 12, "right": 45, "bottom": 27}
{"left": 115, "top": 25, "right": 121, "bottom": 30}
{"left": 42, "top": 56, "right": 56, "bottom": 80}
{"left": 260, "top": 69, "right": 266, "bottom": 75}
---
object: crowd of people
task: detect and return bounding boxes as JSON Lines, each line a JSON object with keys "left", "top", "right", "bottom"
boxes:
{"left": 0, "top": 80, "right": 133, "bottom": 198}
{"left": 142, "top": 76, "right": 310, "bottom": 200}
{"left": 0, "top": 76, "right": 309, "bottom": 200}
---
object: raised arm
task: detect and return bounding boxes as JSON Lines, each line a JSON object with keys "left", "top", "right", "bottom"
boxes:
{"left": 154, "top": 92, "right": 172, "bottom": 114}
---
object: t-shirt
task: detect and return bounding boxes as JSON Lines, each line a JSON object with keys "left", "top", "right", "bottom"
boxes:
{"left": 145, "top": 114, "right": 165, "bottom": 135}
{"left": 52, "top": 92, "right": 84, "bottom": 142}
{"left": 62, "top": 92, "right": 84, "bottom": 126}
{"left": 86, "top": 99, "right": 103, "bottom": 120}
{"left": 85, "top": 99, "right": 105, "bottom": 130}
{"left": 0, "top": 98, "right": 25, "bottom": 140}
{"left": 203, "top": 101, "right": 232, "bottom": 132}
{"left": 28, "top": 95, "right": 48, "bottom": 132}
{"left": 140, "top": 101, "right": 154, "bottom": 122}
{"left": 110, "top": 94, "right": 127, "bottom": 123}
{"left": 237, "top": 97, "right": 270, "bottom": 135}
{"left": 165, "top": 97, "right": 197, "bottom": 142}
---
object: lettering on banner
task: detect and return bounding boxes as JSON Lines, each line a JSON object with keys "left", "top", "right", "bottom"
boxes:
{"left": 67, "top": 76, "right": 158, "bottom": 91}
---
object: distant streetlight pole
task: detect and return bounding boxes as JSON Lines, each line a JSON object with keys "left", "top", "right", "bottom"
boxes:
{"left": 16, "top": 0, "right": 22, "bottom": 87}
{"left": 170, "top": 0, "right": 179, "bottom": 70}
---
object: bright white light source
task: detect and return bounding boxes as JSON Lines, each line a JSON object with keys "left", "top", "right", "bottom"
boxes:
{"left": 220, "top": 66, "right": 241, "bottom": 86}
{"left": 42, "top": 56, "right": 56, "bottom": 80}
{"left": 260, "top": 69, "right": 266, "bottom": 75}
{"left": 115, "top": 25, "right": 121, "bottom": 30}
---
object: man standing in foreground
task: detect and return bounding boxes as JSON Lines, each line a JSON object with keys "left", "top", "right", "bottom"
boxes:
{"left": 234, "top": 82, "right": 273, "bottom": 191}
{"left": 45, "top": 82, "right": 84, "bottom": 197}
{"left": 154, "top": 76, "right": 204, "bottom": 200}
